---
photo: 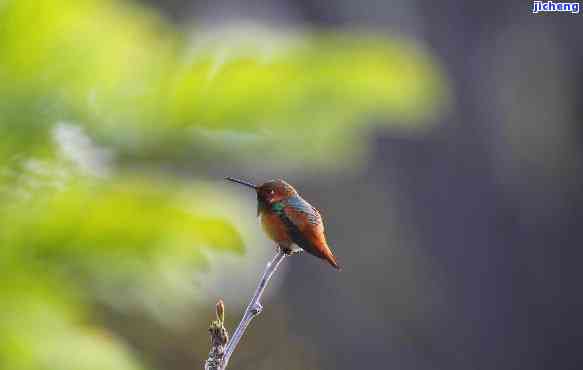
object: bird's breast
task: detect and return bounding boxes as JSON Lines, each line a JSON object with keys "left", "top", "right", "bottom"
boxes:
{"left": 260, "top": 210, "right": 292, "bottom": 245}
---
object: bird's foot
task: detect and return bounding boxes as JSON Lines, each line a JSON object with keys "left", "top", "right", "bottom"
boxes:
{"left": 278, "top": 245, "right": 303, "bottom": 255}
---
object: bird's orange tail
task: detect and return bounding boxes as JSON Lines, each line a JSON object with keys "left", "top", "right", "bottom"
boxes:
{"left": 325, "top": 252, "right": 341, "bottom": 270}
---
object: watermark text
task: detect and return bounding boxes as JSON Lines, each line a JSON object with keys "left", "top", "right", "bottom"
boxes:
{"left": 532, "top": 1, "right": 580, "bottom": 14}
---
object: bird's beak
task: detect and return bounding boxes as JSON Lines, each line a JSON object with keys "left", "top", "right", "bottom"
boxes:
{"left": 225, "top": 177, "right": 257, "bottom": 190}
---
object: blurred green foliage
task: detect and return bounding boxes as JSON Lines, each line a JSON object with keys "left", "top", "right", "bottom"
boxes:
{"left": 0, "top": 0, "right": 447, "bottom": 369}
{"left": 0, "top": 164, "right": 245, "bottom": 370}
{"left": 0, "top": 0, "right": 446, "bottom": 167}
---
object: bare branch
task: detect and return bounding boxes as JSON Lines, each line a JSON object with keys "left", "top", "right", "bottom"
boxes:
{"left": 203, "top": 249, "right": 287, "bottom": 370}
{"left": 204, "top": 300, "right": 229, "bottom": 370}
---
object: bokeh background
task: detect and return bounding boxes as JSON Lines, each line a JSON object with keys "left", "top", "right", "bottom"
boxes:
{"left": 1, "top": 1, "right": 582, "bottom": 370}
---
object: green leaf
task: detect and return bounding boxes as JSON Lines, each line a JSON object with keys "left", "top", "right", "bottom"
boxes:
{"left": 0, "top": 1, "right": 448, "bottom": 168}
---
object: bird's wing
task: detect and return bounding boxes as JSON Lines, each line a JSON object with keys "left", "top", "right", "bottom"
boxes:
{"left": 282, "top": 196, "right": 322, "bottom": 228}
{"left": 273, "top": 196, "right": 326, "bottom": 257}
{"left": 274, "top": 196, "right": 339, "bottom": 269}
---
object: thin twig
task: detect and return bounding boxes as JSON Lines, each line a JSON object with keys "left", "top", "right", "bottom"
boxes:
{"left": 204, "top": 300, "right": 229, "bottom": 370}
{"left": 219, "top": 249, "right": 287, "bottom": 370}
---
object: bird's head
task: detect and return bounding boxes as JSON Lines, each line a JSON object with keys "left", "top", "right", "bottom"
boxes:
{"left": 256, "top": 179, "right": 297, "bottom": 203}
{"left": 226, "top": 177, "right": 297, "bottom": 205}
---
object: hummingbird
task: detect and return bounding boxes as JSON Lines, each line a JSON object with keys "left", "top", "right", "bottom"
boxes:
{"left": 226, "top": 177, "right": 340, "bottom": 270}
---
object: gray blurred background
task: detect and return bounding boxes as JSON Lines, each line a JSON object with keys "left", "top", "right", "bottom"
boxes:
{"left": 136, "top": 1, "right": 583, "bottom": 370}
